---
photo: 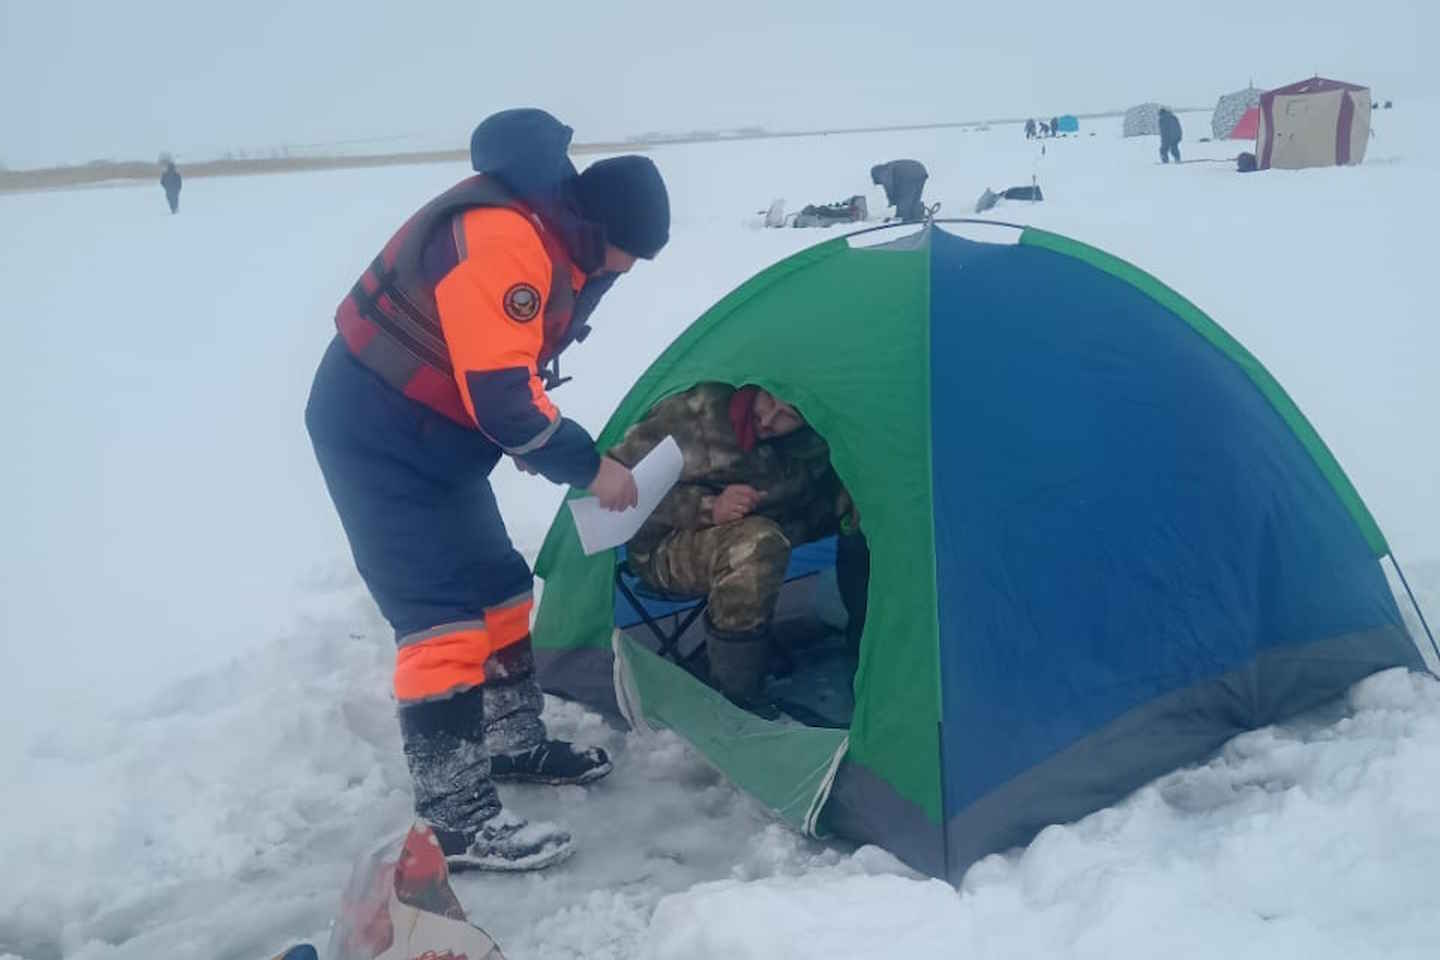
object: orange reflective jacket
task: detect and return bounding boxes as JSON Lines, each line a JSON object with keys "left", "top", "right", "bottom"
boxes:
{"left": 336, "top": 176, "right": 602, "bottom": 485}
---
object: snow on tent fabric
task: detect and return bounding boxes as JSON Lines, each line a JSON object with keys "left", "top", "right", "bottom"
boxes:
{"left": 529, "top": 222, "right": 1423, "bottom": 882}
{"left": 1258, "top": 77, "right": 1373, "bottom": 170}
{"left": 1212, "top": 86, "right": 1263, "bottom": 140}
{"left": 1123, "top": 103, "right": 1162, "bottom": 137}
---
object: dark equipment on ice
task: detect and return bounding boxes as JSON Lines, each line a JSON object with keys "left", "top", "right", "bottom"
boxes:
{"left": 792, "top": 195, "right": 868, "bottom": 228}
{"left": 974, "top": 181, "right": 1044, "bottom": 213}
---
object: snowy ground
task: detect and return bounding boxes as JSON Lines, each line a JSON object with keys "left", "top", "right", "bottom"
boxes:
{"left": 2, "top": 108, "right": 1438, "bottom": 959}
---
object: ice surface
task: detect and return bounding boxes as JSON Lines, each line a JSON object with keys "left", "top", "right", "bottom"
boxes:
{"left": 2, "top": 107, "right": 1438, "bottom": 958}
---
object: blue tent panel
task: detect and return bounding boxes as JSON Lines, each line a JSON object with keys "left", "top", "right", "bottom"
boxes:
{"left": 1056, "top": 115, "right": 1080, "bottom": 132}
{"left": 926, "top": 228, "right": 1418, "bottom": 869}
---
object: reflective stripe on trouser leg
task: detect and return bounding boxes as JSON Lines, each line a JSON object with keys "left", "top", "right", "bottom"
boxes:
{"left": 394, "top": 626, "right": 492, "bottom": 705}
{"left": 392, "top": 594, "right": 540, "bottom": 833}
{"left": 394, "top": 622, "right": 495, "bottom": 834}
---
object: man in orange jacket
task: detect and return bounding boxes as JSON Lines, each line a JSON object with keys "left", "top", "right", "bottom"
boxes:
{"left": 306, "top": 109, "right": 669, "bottom": 870}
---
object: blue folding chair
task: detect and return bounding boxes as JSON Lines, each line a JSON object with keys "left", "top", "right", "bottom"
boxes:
{"left": 612, "top": 538, "right": 839, "bottom": 670}
{"left": 614, "top": 547, "right": 709, "bottom": 668}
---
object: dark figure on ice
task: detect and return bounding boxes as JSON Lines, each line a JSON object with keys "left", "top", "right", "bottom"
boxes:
{"left": 609, "top": 383, "right": 866, "bottom": 718}
{"left": 870, "top": 159, "right": 929, "bottom": 222}
{"left": 1024, "top": 118, "right": 1037, "bottom": 140}
{"left": 1050, "top": 116, "right": 1059, "bottom": 137}
{"left": 1158, "top": 107, "right": 1183, "bottom": 164}
{"left": 160, "top": 160, "right": 182, "bottom": 214}
{"left": 305, "top": 109, "right": 670, "bottom": 872}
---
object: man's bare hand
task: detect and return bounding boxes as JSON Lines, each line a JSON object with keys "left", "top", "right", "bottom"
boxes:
{"left": 514, "top": 457, "right": 538, "bottom": 476}
{"left": 713, "top": 484, "right": 763, "bottom": 524}
{"left": 588, "top": 457, "right": 639, "bottom": 511}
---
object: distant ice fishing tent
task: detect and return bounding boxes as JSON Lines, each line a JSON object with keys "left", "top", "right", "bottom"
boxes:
{"left": 1259, "top": 77, "right": 1372, "bottom": 170}
{"left": 1212, "top": 86, "right": 1262, "bottom": 140}
{"left": 1055, "top": 115, "right": 1079, "bottom": 133}
{"left": 532, "top": 221, "right": 1424, "bottom": 881}
{"left": 1123, "top": 103, "right": 1161, "bottom": 137}
{"left": 1229, "top": 106, "right": 1260, "bottom": 140}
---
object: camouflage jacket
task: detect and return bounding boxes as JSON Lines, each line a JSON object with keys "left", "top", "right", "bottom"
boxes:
{"left": 608, "top": 383, "right": 852, "bottom": 561}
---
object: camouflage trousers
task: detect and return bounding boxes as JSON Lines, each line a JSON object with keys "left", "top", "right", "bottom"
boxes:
{"left": 633, "top": 516, "right": 794, "bottom": 632}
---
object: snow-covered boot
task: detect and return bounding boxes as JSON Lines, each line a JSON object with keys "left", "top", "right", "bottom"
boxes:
{"left": 490, "top": 740, "right": 613, "bottom": 785}
{"left": 433, "top": 810, "right": 575, "bottom": 872}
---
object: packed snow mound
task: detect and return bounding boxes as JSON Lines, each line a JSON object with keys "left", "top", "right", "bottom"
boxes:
{"left": 0, "top": 576, "right": 847, "bottom": 960}
{"left": 0, "top": 579, "right": 409, "bottom": 960}
{"left": 643, "top": 669, "right": 1440, "bottom": 960}
{"left": 5, "top": 599, "right": 1439, "bottom": 960}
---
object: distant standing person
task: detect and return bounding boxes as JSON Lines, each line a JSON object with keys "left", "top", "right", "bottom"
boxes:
{"left": 1024, "top": 118, "right": 1037, "bottom": 140}
{"left": 1050, "top": 116, "right": 1059, "bottom": 138}
{"left": 870, "top": 159, "right": 929, "bottom": 222}
{"left": 1158, "top": 107, "right": 1183, "bottom": 163}
{"left": 160, "top": 161, "right": 182, "bottom": 214}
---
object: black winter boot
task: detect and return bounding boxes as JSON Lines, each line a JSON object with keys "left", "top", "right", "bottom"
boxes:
{"left": 491, "top": 740, "right": 613, "bottom": 785}
{"left": 705, "top": 620, "right": 780, "bottom": 719}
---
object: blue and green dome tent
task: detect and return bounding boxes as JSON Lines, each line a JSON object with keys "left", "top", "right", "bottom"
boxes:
{"left": 1056, "top": 114, "right": 1080, "bottom": 133}
{"left": 532, "top": 222, "right": 1425, "bottom": 880}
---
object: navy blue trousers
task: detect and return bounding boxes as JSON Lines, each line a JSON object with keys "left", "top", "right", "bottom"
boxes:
{"left": 306, "top": 336, "right": 543, "bottom": 833}
{"left": 306, "top": 338, "right": 534, "bottom": 631}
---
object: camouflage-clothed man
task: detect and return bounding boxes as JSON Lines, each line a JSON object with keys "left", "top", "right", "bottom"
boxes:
{"left": 608, "top": 382, "right": 858, "bottom": 711}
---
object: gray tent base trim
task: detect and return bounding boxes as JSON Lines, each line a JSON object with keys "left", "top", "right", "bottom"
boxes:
{"left": 535, "top": 646, "right": 625, "bottom": 722}
{"left": 538, "top": 619, "right": 1422, "bottom": 885}
{"left": 823, "top": 757, "right": 947, "bottom": 878}
{"left": 941, "top": 624, "right": 1422, "bottom": 879}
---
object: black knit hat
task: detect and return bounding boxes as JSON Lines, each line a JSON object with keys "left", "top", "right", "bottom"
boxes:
{"left": 575, "top": 155, "right": 670, "bottom": 260}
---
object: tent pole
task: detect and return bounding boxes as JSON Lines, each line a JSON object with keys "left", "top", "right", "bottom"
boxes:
{"left": 1390, "top": 553, "right": 1439, "bottom": 665}
{"left": 842, "top": 216, "right": 1032, "bottom": 243}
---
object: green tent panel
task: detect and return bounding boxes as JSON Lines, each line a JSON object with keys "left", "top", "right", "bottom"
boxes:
{"left": 536, "top": 232, "right": 945, "bottom": 824}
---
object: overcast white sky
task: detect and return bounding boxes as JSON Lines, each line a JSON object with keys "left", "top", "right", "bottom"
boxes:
{"left": 0, "top": 1, "right": 1435, "bottom": 166}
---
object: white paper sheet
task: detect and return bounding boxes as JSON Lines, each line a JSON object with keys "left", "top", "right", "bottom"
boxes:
{"left": 568, "top": 435, "right": 683, "bottom": 556}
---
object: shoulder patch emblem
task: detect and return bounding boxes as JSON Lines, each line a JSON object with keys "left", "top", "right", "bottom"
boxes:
{"left": 503, "top": 283, "right": 541, "bottom": 322}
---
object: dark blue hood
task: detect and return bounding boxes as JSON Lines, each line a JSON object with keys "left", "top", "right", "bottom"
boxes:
{"left": 469, "top": 109, "right": 605, "bottom": 274}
